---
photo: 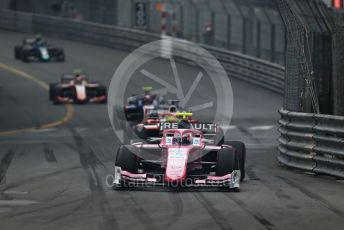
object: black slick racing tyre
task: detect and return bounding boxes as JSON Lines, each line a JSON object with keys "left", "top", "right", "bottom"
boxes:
{"left": 60, "top": 50, "right": 66, "bottom": 62}
{"left": 216, "top": 147, "right": 236, "bottom": 176}
{"left": 134, "top": 126, "right": 147, "bottom": 140}
{"left": 52, "top": 86, "right": 63, "bottom": 104}
{"left": 115, "top": 145, "right": 138, "bottom": 173}
{"left": 225, "top": 141, "right": 246, "bottom": 181}
{"left": 21, "top": 51, "right": 30, "bottom": 62}
{"left": 14, "top": 46, "right": 22, "bottom": 59}
{"left": 49, "top": 83, "right": 57, "bottom": 100}
{"left": 98, "top": 86, "right": 107, "bottom": 96}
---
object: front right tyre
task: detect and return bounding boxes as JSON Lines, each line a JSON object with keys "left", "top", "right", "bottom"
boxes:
{"left": 216, "top": 147, "right": 236, "bottom": 176}
{"left": 115, "top": 145, "right": 138, "bottom": 173}
{"left": 49, "top": 83, "right": 57, "bottom": 101}
{"left": 114, "top": 145, "right": 139, "bottom": 189}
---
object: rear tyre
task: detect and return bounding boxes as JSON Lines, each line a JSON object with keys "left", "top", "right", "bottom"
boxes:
{"left": 59, "top": 50, "right": 65, "bottom": 62}
{"left": 225, "top": 141, "right": 246, "bottom": 181}
{"left": 134, "top": 126, "right": 147, "bottom": 140}
{"left": 216, "top": 148, "right": 236, "bottom": 176}
{"left": 98, "top": 86, "right": 107, "bottom": 95}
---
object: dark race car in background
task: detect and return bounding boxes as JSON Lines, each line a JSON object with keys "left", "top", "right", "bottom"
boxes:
{"left": 49, "top": 74, "right": 107, "bottom": 104}
{"left": 123, "top": 87, "right": 177, "bottom": 122}
{"left": 14, "top": 38, "right": 65, "bottom": 62}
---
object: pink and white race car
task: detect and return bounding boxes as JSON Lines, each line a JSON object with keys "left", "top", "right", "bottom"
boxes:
{"left": 113, "top": 125, "right": 245, "bottom": 191}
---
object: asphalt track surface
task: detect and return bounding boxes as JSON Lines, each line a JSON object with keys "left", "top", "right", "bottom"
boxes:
{"left": 0, "top": 30, "right": 344, "bottom": 230}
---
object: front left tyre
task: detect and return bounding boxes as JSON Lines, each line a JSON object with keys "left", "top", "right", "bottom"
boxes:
{"left": 21, "top": 50, "right": 30, "bottom": 63}
{"left": 14, "top": 46, "right": 22, "bottom": 59}
{"left": 49, "top": 83, "right": 57, "bottom": 101}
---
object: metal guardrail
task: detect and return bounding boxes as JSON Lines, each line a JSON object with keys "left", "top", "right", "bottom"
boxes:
{"left": 0, "top": 9, "right": 285, "bottom": 94}
{"left": 278, "top": 109, "right": 344, "bottom": 178}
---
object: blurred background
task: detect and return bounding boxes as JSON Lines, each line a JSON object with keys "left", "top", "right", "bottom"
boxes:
{"left": 2, "top": 0, "right": 344, "bottom": 115}
{"left": 1, "top": 0, "right": 286, "bottom": 65}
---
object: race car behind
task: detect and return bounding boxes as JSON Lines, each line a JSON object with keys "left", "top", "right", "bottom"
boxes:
{"left": 124, "top": 86, "right": 165, "bottom": 122}
{"left": 134, "top": 111, "right": 224, "bottom": 145}
{"left": 14, "top": 35, "right": 65, "bottom": 62}
{"left": 49, "top": 71, "right": 107, "bottom": 104}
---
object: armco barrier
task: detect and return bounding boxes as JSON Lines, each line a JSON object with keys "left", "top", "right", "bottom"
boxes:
{"left": 278, "top": 109, "right": 344, "bottom": 178}
{"left": 0, "top": 9, "right": 285, "bottom": 94}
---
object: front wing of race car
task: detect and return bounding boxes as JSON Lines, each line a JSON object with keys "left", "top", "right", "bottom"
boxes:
{"left": 112, "top": 166, "right": 241, "bottom": 189}
{"left": 22, "top": 47, "right": 65, "bottom": 62}
{"left": 53, "top": 85, "right": 107, "bottom": 104}
{"left": 55, "top": 95, "right": 107, "bottom": 103}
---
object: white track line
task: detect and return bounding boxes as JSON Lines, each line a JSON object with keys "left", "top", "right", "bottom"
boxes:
{"left": 0, "top": 200, "right": 37, "bottom": 206}
{"left": 29, "top": 128, "right": 57, "bottom": 133}
{"left": 220, "top": 125, "right": 238, "bottom": 131}
{"left": 248, "top": 125, "right": 275, "bottom": 131}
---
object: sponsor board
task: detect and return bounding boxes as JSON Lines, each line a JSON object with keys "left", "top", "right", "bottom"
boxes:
{"left": 160, "top": 122, "right": 217, "bottom": 133}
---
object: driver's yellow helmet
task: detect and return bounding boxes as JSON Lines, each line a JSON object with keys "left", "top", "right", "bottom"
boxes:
{"left": 73, "top": 69, "right": 82, "bottom": 75}
{"left": 143, "top": 86, "right": 153, "bottom": 92}
{"left": 175, "top": 112, "right": 193, "bottom": 120}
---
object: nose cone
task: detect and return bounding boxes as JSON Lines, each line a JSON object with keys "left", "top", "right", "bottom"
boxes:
{"left": 165, "top": 148, "right": 188, "bottom": 183}
{"left": 75, "top": 85, "right": 87, "bottom": 101}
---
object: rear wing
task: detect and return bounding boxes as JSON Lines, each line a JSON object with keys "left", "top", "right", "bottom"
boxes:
{"left": 160, "top": 122, "right": 217, "bottom": 135}
{"left": 167, "top": 100, "right": 180, "bottom": 106}
{"left": 61, "top": 74, "right": 74, "bottom": 80}
{"left": 61, "top": 74, "right": 89, "bottom": 81}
